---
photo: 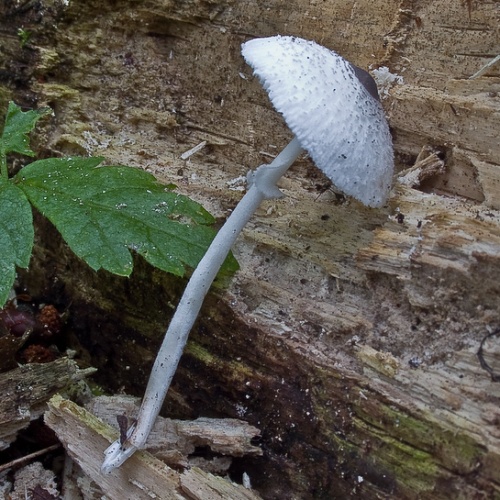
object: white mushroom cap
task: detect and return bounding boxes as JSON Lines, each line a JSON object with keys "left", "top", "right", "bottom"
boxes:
{"left": 241, "top": 36, "right": 394, "bottom": 207}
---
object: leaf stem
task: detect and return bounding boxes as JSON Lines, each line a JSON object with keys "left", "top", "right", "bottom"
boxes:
{"left": 0, "top": 153, "right": 7, "bottom": 179}
{"left": 101, "top": 137, "right": 303, "bottom": 472}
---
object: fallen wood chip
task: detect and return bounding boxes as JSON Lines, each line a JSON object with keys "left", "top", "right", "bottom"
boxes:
{"left": 180, "top": 141, "right": 207, "bottom": 160}
{"left": 469, "top": 54, "right": 500, "bottom": 79}
{"left": 86, "top": 395, "right": 262, "bottom": 469}
{"left": 45, "top": 395, "right": 262, "bottom": 500}
{"left": 398, "top": 145, "right": 446, "bottom": 188}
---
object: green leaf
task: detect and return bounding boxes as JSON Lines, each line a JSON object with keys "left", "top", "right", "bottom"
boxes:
{"left": 17, "top": 28, "right": 32, "bottom": 48}
{"left": 0, "top": 177, "right": 34, "bottom": 306}
{"left": 15, "top": 156, "right": 238, "bottom": 277}
{"left": 0, "top": 102, "right": 51, "bottom": 159}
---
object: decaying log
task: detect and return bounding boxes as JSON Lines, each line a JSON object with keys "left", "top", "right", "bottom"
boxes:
{"left": 0, "top": 357, "right": 95, "bottom": 450}
{"left": 1, "top": 0, "right": 500, "bottom": 498}
{"left": 45, "top": 394, "right": 262, "bottom": 500}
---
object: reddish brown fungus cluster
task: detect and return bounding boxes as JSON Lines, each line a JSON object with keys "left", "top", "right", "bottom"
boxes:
{"left": 0, "top": 299, "right": 64, "bottom": 368}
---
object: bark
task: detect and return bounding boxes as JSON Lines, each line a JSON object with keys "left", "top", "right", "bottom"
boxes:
{"left": 0, "top": 0, "right": 499, "bottom": 498}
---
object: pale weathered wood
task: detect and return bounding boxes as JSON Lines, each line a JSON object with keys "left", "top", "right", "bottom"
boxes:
{"left": 86, "top": 395, "right": 261, "bottom": 468}
{"left": 0, "top": 357, "right": 95, "bottom": 450}
{"left": 180, "top": 467, "right": 261, "bottom": 500}
{"left": 45, "top": 395, "right": 262, "bottom": 500}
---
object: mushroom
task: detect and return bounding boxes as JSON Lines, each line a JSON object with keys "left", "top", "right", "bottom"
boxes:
{"left": 101, "top": 35, "right": 394, "bottom": 472}
{"left": 242, "top": 36, "right": 393, "bottom": 207}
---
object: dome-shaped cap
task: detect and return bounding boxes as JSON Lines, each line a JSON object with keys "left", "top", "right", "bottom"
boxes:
{"left": 241, "top": 36, "right": 394, "bottom": 207}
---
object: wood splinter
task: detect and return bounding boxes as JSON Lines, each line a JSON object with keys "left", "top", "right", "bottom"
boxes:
{"left": 88, "top": 395, "right": 262, "bottom": 470}
{"left": 45, "top": 394, "right": 263, "bottom": 499}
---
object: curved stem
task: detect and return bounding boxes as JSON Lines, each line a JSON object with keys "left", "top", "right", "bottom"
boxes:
{"left": 101, "top": 137, "right": 303, "bottom": 472}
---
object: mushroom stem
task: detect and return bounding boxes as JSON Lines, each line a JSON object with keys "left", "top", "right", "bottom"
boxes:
{"left": 101, "top": 137, "right": 303, "bottom": 472}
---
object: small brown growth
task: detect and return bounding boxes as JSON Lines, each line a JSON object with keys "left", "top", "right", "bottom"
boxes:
{"left": 20, "top": 344, "right": 58, "bottom": 364}
{"left": 36, "top": 305, "right": 62, "bottom": 338}
{"left": 30, "top": 484, "right": 58, "bottom": 500}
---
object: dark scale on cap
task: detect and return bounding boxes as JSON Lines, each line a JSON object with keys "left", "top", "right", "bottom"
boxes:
{"left": 350, "top": 64, "right": 380, "bottom": 102}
